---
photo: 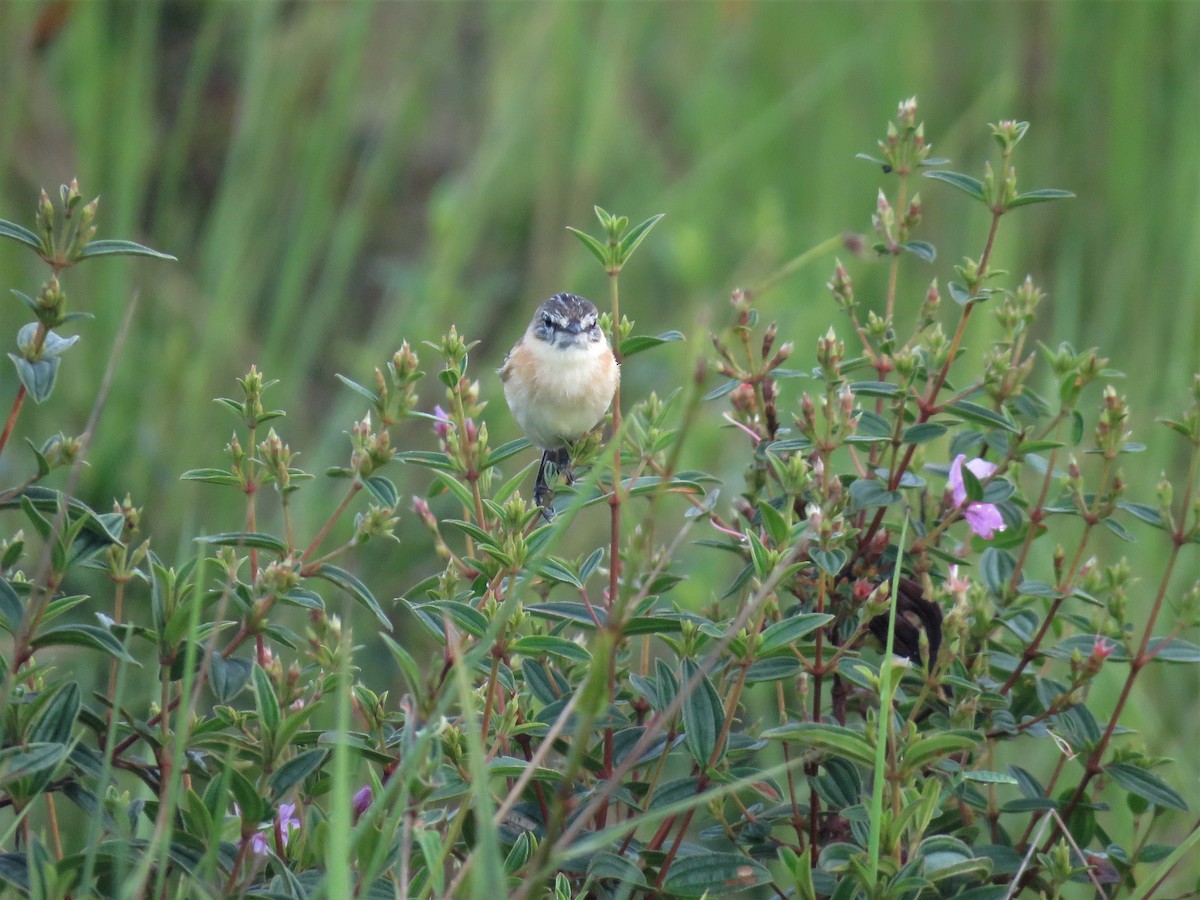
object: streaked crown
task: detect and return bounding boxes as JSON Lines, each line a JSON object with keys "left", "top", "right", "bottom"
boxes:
{"left": 531, "top": 292, "right": 603, "bottom": 346}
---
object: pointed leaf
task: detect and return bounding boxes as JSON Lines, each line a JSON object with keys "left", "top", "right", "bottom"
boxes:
{"left": 566, "top": 226, "right": 609, "bottom": 267}
{"left": 76, "top": 239, "right": 176, "bottom": 261}
{"left": 311, "top": 564, "right": 391, "bottom": 630}
{"left": 363, "top": 475, "right": 398, "bottom": 508}
{"left": 334, "top": 373, "right": 379, "bottom": 405}
{"left": 660, "top": 852, "right": 772, "bottom": 896}
{"left": 619, "top": 330, "right": 685, "bottom": 358}
{"left": 617, "top": 213, "right": 665, "bottom": 262}
{"left": 195, "top": 531, "right": 288, "bottom": 555}
{"left": 900, "top": 241, "right": 936, "bottom": 262}
{"left": 924, "top": 170, "right": 986, "bottom": 202}
{"left": 1008, "top": 188, "right": 1075, "bottom": 208}
{"left": 0, "top": 219, "right": 44, "bottom": 251}
{"left": 252, "top": 663, "right": 280, "bottom": 735}
{"left": 1106, "top": 763, "right": 1187, "bottom": 811}
{"left": 28, "top": 682, "right": 80, "bottom": 745}
{"left": 680, "top": 659, "right": 725, "bottom": 767}
{"left": 759, "top": 613, "right": 833, "bottom": 652}
{"left": 31, "top": 625, "right": 138, "bottom": 664}
{"left": 268, "top": 748, "right": 328, "bottom": 796}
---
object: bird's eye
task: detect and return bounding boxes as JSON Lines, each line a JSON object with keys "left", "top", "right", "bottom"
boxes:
{"left": 541, "top": 313, "right": 554, "bottom": 329}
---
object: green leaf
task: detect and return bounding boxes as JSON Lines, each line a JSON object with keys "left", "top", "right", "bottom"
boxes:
{"left": 526, "top": 601, "right": 605, "bottom": 628}
{"left": 902, "top": 731, "right": 982, "bottom": 770}
{"left": 588, "top": 851, "right": 647, "bottom": 888}
{"left": 1116, "top": 501, "right": 1164, "bottom": 528}
{"left": 924, "top": 170, "right": 986, "bottom": 202}
{"left": 1147, "top": 636, "right": 1200, "bottom": 663}
{"left": 483, "top": 438, "right": 532, "bottom": 469}
{"left": 756, "top": 500, "right": 789, "bottom": 547}
{"left": 1008, "top": 188, "right": 1075, "bottom": 208}
{"left": 431, "top": 472, "right": 477, "bottom": 508}
{"left": 7, "top": 355, "right": 60, "bottom": 404}
{"left": 903, "top": 422, "right": 947, "bottom": 444}
{"left": 619, "top": 330, "right": 685, "bottom": 358}
{"left": 566, "top": 226, "right": 609, "bottom": 267}
{"left": 744, "top": 657, "right": 803, "bottom": 683}
{"left": 810, "top": 548, "right": 847, "bottom": 578}
{"left": 0, "top": 579, "right": 24, "bottom": 632}
{"left": 0, "top": 743, "right": 67, "bottom": 788}
{"left": 1106, "top": 763, "right": 1188, "bottom": 811}
{"left": 531, "top": 557, "right": 583, "bottom": 590}
{"left": 334, "top": 373, "right": 379, "bottom": 405}
{"left": 849, "top": 380, "right": 900, "bottom": 398}
{"left": 268, "top": 748, "right": 327, "bottom": 796}
{"left": 979, "top": 547, "right": 1015, "bottom": 597}
{"left": 311, "top": 564, "right": 391, "bottom": 630}
{"left": 380, "top": 633, "right": 421, "bottom": 689}
{"left": 509, "top": 635, "right": 591, "bottom": 663}
{"left": 179, "top": 467, "right": 240, "bottom": 485}
{"left": 442, "top": 518, "right": 496, "bottom": 547}
{"left": 746, "top": 531, "right": 772, "bottom": 579}
{"left": 195, "top": 531, "right": 288, "bottom": 555}
{"left": 900, "top": 240, "right": 936, "bottom": 262}
{"left": 0, "top": 219, "right": 44, "bottom": 251}
{"left": 363, "top": 475, "right": 398, "bottom": 508}
{"left": 76, "top": 239, "right": 176, "bottom": 261}
{"left": 395, "top": 450, "right": 456, "bottom": 471}
{"left": 1102, "top": 517, "right": 1136, "bottom": 542}
{"left": 962, "top": 770, "right": 1019, "bottom": 784}
{"left": 945, "top": 400, "right": 1019, "bottom": 433}
{"left": 209, "top": 655, "right": 252, "bottom": 704}
{"left": 760, "top": 722, "right": 875, "bottom": 767}
{"left": 28, "top": 682, "right": 80, "bottom": 745}
{"left": 660, "top": 852, "right": 772, "bottom": 896}
{"left": 848, "top": 479, "right": 900, "bottom": 512}
{"left": 252, "top": 663, "right": 280, "bottom": 736}
{"left": 31, "top": 625, "right": 138, "bottom": 664}
{"left": 617, "top": 213, "right": 665, "bottom": 262}
{"left": 680, "top": 659, "right": 725, "bottom": 768}
{"left": 760, "top": 613, "right": 833, "bottom": 653}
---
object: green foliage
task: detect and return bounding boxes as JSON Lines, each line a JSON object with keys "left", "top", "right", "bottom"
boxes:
{"left": 2, "top": 101, "right": 1200, "bottom": 900}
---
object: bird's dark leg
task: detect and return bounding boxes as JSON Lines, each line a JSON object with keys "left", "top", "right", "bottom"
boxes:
{"left": 555, "top": 446, "right": 574, "bottom": 485}
{"left": 534, "top": 450, "right": 554, "bottom": 516}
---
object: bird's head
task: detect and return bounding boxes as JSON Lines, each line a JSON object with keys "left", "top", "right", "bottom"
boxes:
{"left": 529, "top": 292, "right": 604, "bottom": 351}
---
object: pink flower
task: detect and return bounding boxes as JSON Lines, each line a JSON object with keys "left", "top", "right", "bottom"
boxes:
{"left": 948, "top": 455, "right": 1006, "bottom": 539}
{"left": 1091, "top": 635, "right": 1115, "bottom": 661}
{"left": 946, "top": 565, "right": 971, "bottom": 599}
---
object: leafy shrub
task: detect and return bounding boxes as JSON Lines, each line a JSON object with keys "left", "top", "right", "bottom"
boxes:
{"left": 0, "top": 102, "right": 1197, "bottom": 899}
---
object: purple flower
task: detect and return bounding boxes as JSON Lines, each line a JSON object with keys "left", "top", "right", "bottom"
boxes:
{"left": 352, "top": 785, "right": 373, "bottom": 822}
{"left": 432, "top": 405, "right": 452, "bottom": 439}
{"left": 246, "top": 802, "right": 302, "bottom": 857}
{"left": 948, "top": 454, "right": 1006, "bottom": 539}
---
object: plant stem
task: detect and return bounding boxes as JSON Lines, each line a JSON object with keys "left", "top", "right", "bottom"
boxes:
{"left": 0, "top": 386, "right": 27, "bottom": 462}
{"left": 301, "top": 481, "right": 362, "bottom": 562}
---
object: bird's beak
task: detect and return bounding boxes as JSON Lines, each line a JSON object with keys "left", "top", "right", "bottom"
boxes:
{"left": 564, "top": 321, "right": 583, "bottom": 335}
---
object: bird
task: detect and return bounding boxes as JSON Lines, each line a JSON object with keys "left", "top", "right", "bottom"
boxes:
{"left": 499, "top": 292, "right": 619, "bottom": 516}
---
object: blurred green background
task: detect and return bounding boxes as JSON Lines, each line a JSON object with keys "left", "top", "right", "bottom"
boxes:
{"left": 1, "top": 0, "right": 1198, "bottom": 860}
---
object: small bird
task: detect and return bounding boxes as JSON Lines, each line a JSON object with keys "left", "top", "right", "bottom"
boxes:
{"left": 499, "top": 292, "right": 619, "bottom": 515}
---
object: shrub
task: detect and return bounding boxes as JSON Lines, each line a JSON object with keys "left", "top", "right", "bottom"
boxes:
{"left": 0, "top": 102, "right": 1196, "bottom": 898}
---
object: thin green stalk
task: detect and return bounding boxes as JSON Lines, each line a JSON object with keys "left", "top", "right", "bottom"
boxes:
{"left": 866, "top": 513, "right": 910, "bottom": 889}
